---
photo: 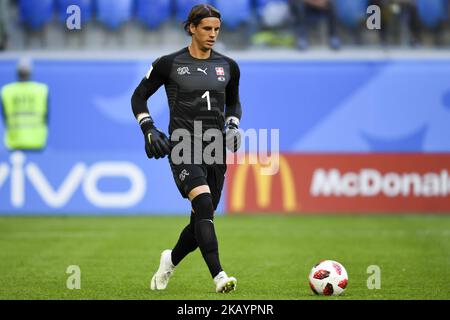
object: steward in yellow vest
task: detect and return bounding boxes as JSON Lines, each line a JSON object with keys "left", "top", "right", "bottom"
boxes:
{"left": 1, "top": 59, "right": 49, "bottom": 150}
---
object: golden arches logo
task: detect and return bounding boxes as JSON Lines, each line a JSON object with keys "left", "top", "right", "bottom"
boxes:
{"left": 231, "top": 155, "right": 298, "bottom": 212}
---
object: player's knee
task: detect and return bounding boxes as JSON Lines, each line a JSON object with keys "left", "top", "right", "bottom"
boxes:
{"left": 191, "top": 192, "right": 214, "bottom": 222}
{"left": 191, "top": 193, "right": 217, "bottom": 255}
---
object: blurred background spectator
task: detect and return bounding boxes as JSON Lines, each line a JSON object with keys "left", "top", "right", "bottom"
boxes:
{"left": 0, "top": 58, "right": 50, "bottom": 151}
{"left": 0, "top": 0, "right": 448, "bottom": 51}
{"left": 398, "top": 0, "right": 448, "bottom": 47}
{"left": 396, "top": 0, "right": 423, "bottom": 46}
{"left": 289, "top": 0, "right": 341, "bottom": 50}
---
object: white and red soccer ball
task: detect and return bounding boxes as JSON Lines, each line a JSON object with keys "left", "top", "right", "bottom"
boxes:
{"left": 308, "top": 260, "right": 348, "bottom": 296}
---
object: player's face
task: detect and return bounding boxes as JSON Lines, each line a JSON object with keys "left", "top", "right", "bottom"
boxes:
{"left": 190, "top": 17, "right": 221, "bottom": 51}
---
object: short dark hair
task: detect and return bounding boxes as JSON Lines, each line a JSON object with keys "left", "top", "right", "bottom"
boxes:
{"left": 183, "top": 4, "right": 221, "bottom": 36}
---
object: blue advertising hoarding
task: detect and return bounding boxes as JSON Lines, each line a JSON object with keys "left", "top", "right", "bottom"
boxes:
{"left": 1, "top": 58, "right": 449, "bottom": 214}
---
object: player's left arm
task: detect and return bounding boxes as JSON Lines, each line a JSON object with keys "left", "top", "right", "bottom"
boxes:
{"left": 224, "top": 59, "right": 242, "bottom": 152}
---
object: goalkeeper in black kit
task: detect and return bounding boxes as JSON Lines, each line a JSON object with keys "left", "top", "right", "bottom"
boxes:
{"left": 131, "top": 4, "right": 242, "bottom": 293}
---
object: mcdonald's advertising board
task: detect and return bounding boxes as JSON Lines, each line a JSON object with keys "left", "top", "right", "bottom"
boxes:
{"left": 225, "top": 154, "right": 450, "bottom": 214}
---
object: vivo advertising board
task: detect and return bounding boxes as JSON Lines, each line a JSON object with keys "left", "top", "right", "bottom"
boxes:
{"left": 0, "top": 150, "right": 191, "bottom": 214}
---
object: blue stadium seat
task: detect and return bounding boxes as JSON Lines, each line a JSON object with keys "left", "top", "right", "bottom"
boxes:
{"left": 214, "top": 0, "right": 252, "bottom": 30}
{"left": 56, "top": 0, "right": 94, "bottom": 25}
{"left": 253, "top": 0, "right": 286, "bottom": 12}
{"left": 334, "top": 0, "right": 369, "bottom": 29}
{"left": 96, "top": 0, "right": 134, "bottom": 30}
{"left": 19, "top": 0, "right": 55, "bottom": 30}
{"left": 417, "top": 0, "right": 448, "bottom": 28}
{"left": 176, "top": 0, "right": 211, "bottom": 22}
{"left": 135, "top": 0, "right": 171, "bottom": 29}
{"left": 254, "top": 0, "right": 284, "bottom": 8}
{"left": 252, "top": 0, "right": 289, "bottom": 25}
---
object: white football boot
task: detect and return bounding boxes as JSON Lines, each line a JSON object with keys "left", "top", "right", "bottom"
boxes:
{"left": 214, "top": 271, "right": 237, "bottom": 293}
{"left": 150, "top": 249, "right": 175, "bottom": 290}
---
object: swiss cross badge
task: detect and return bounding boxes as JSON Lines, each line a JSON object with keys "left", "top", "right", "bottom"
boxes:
{"left": 215, "top": 67, "right": 225, "bottom": 76}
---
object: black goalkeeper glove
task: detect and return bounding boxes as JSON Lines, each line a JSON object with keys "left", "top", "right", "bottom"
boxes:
{"left": 225, "top": 117, "right": 241, "bottom": 153}
{"left": 139, "top": 116, "right": 170, "bottom": 159}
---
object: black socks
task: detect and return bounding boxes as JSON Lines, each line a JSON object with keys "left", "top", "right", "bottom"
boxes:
{"left": 171, "top": 212, "right": 197, "bottom": 266}
{"left": 191, "top": 193, "right": 223, "bottom": 278}
{"left": 170, "top": 193, "right": 223, "bottom": 278}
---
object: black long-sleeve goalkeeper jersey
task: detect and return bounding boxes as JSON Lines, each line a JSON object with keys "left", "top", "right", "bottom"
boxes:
{"left": 131, "top": 47, "right": 242, "bottom": 136}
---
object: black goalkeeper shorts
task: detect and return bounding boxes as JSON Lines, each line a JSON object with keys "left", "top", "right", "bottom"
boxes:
{"left": 169, "top": 160, "right": 227, "bottom": 211}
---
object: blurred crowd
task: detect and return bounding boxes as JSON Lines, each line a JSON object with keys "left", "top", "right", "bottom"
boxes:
{"left": 255, "top": 0, "right": 450, "bottom": 49}
{"left": 0, "top": 0, "right": 449, "bottom": 51}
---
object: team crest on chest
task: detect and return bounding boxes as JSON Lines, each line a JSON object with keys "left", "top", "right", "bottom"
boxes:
{"left": 215, "top": 67, "right": 225, "bottom": 76}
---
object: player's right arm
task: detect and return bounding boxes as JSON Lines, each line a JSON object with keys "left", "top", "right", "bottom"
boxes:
{"left": 131, "top": 57, "right": 171, "bottom": 159}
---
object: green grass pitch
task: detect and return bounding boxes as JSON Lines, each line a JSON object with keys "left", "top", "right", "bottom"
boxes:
{"left": 0, "top": 214, "right": 449, "bottom": 300}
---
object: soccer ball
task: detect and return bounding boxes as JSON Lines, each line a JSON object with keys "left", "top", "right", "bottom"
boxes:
{"left": 308, "top": 260, "right": 348, "bottom": 296}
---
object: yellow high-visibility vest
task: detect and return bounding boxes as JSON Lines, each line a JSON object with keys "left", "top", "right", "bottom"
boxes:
{"left": 1, "top": 81, "right": 49, "bottom": 150}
